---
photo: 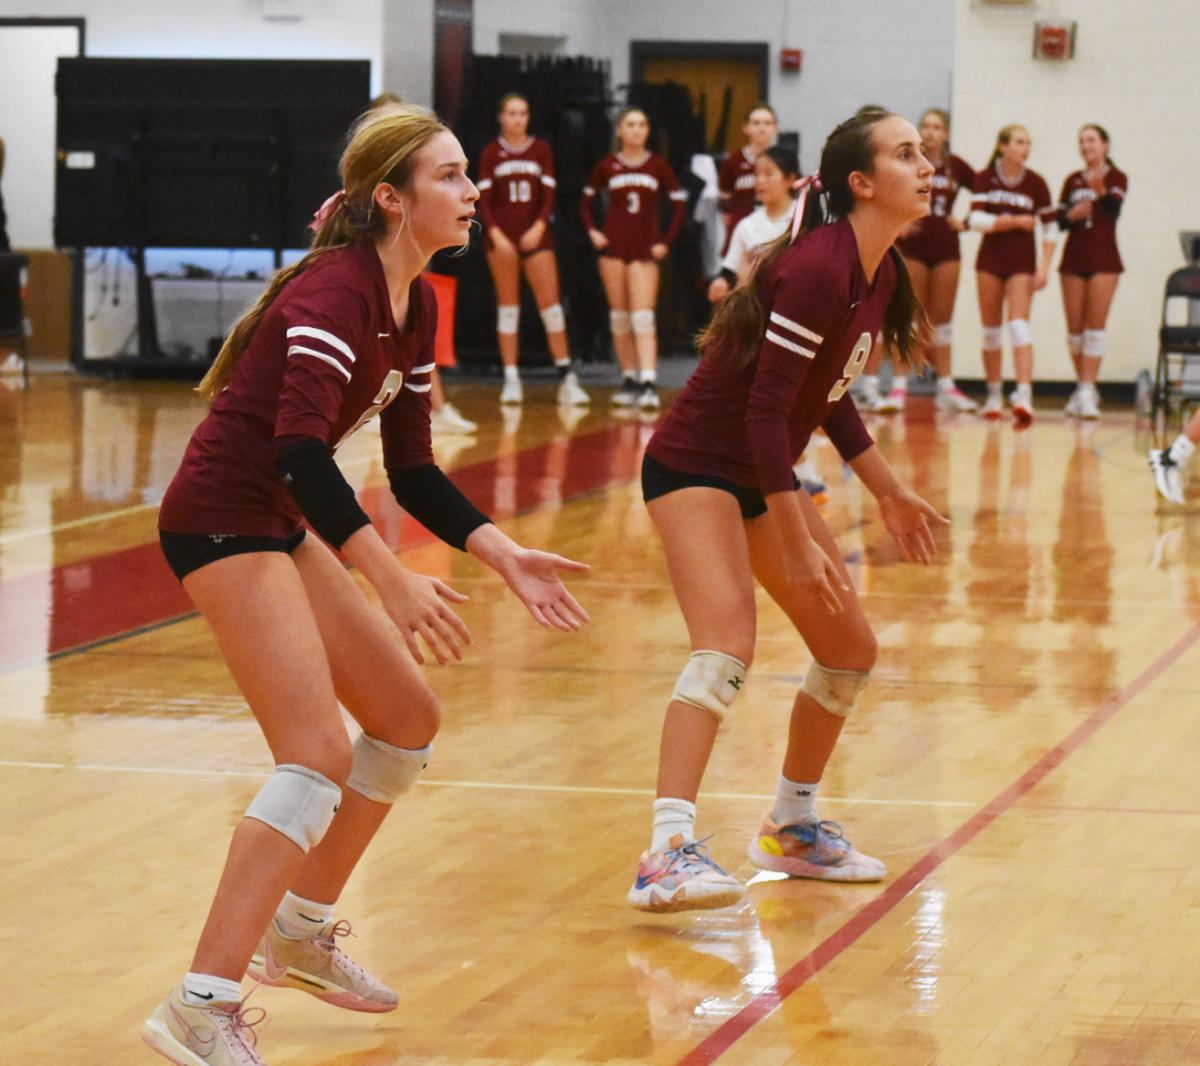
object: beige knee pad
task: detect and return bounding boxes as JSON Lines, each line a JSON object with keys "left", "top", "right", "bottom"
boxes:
{"left": 671, "top": 650, "right": 749, "bottom": 723}
{"left": 800, "top": 661, "right": 870, "bottom": 718}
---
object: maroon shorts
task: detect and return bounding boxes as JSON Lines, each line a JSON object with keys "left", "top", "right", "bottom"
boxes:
{"left": 484, "top": 222, "right": 555, "bottom": 256}
{"left": 976, "top": 231, "right": 1036, "bottom": 280}
{"left": 896, "top": 219, "right": 961, "bottom": 268}
{"left": 1059, "top": 239, "right": 1123, "bottom": 277}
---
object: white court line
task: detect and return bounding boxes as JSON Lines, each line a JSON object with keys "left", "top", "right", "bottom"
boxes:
{"left": 0, "top": 760, "right": 975, "bottom": 807}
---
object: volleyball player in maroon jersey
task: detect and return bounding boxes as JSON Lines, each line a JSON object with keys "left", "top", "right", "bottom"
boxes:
{"left": 866, "top": 108, "right": 977, "bottom": 414}
{"left": 141, "top": 106, "right": 589, "bottom": 1066}
{"left": 1057, "top": 124, "right": 1127, "bottom": 420}
{"left": 626, "top": 109, "right": 948, "bottom": 913}
{"left": 581, "top": 108, "right": 687, "bottom": 411}
{"left": 477, "top": 93, "right": 589, "bottom": 409}
{"left": 717, "top": 104, "right": 779, "bottom": 246}
{"left": 968, "top": 124, "right": 1058, "bottom": 424}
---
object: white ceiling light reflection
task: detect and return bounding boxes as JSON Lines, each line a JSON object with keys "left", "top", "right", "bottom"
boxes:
{"left": 904, "top": 881, "right": 946, "bottom": 1011}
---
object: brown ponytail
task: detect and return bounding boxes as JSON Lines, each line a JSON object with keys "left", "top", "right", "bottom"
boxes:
{"left": 699, "top": 110, "right": 928, "bottom": 370}
{"left": 989, "top": 123, "right": 1026, "bottom": 168}
{"left": 198, "top": 104, "right": 448, "bottom": 401}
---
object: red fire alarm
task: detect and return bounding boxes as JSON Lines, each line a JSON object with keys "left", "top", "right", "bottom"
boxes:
{"left": 1034, "top": 21, "right": 1076, "bottom": 60}
{"left": 780, "top": 49, "right": 802, "bottom": 73}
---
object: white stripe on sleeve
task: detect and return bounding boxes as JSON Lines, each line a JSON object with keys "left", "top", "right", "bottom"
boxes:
{"left": 541, "top": 175, "right": 557, "bottom": 187}
{"left": 287, "top": 345, "right": 353, "bottom": 381}
{"left": 404, "top": 382, "right": 432, "bottom": 393}
{"left": 286, "top": 326, "right": 356, "bottom": 364}
{"left": 582, "top": 185, "right": 595, "bottom": 196}
{"left": 669, "top": 190, "right": 688, "bottom": 201}
{"left": 764, "top": 330, "right": 816, "bottom": 359}
{"left": 409, "top": 362, "right": 436, "bottom": 374}
{"left": 477, "top": 178, "right": 493, "bottom": 190}
{"left": 768, "top": 311, "right": 823, "bottom": 345}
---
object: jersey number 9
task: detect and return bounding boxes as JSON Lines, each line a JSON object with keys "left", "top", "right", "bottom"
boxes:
{"left": 827, "top": 333, "right": 873, "bottom": 403}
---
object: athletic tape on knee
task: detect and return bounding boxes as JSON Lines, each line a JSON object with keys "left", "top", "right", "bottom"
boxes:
{"left": 244, "top": 764, "right": 341, "bottom": 853}
{"left": 933, "top": 322, "right": 953, "bottom": 347}
{"left": 1083, "top": 329, "right": 1106, "bottom": 358}
{"left": 631, "top": 309, "right": 656, "bottom": 336}
{"left": 1008, "top": 318, "right": 1032, "bottom": 347}
{"left": 539, "top": 303, "right": 565, "bottom": 334}
{"left": 345, "top": 734, "right": 432, "bottom": 804}
{"left": 609, "top": 309, "right": 631, "bottom": 336}
{"left": 497, "top": 305, "right": 520, "bottom": 335}
{"left": 1068, "top": 332, "right": 1084, "bottom": 356}
{"left": 671, "top": 650, "right": 748, "bottom": 723}
{"left": 800, "top": 661, "right": 870, "bottom": 719}
{"left": 981, "top": 326, "right": 1003, "bottom": 350}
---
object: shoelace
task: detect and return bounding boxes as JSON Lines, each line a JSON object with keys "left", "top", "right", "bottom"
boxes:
{"left": 216, "top": 1003, "right": 267, "bottom": 1066}
{"left": 780, "top": 820, "right": 848, "bottom": 846}
{"left": 663, "top": 835, "right": 731, "bottom": 876}
{"left": 316, "top": 919, "right": 370, "bottom": 984}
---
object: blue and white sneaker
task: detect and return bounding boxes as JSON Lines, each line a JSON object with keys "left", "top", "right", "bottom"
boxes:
{"left": 628, "top": 835, "right": 745, "bottom": 912}
{"left": 748, "top": 817, "right": 885, "bottom": 882}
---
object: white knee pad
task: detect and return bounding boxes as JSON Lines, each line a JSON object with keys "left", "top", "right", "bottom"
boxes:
{"left": 609, "top": 309, "right": 631, "bottom": 336}
{"left": 345, "top": 734, "right": 432, "bottom": 804}
{"left": 539, "top": 302, "right": 565, "bottom": 334}
{"left": 497, "top": 304, "right": 519, "bottom": 335}
{"left": 671, "top": 650, "right": 749, "bottom": 723}
{"left": 1008, "top": 318, "right": 1032, "bottom": 348}
{"left": 981, "top": 325, "right": 1003, "bottom": 350}
{"left": 245, "top": 764, "right": 341, "bottom": 853}
{"left": 1068, "top": 332, "right": 1084, "bottom": 356}
{"left": 933, "top": 322, "right": 953, "bottom": 347}
{"left": 800, "top": 661, "right": 871, "bottom": 719}
{"left": 631, "top": 309, "right": 656, "bottom": 336}
{"left": 1083, "top": 329, "right": 1106, "bottom": 358}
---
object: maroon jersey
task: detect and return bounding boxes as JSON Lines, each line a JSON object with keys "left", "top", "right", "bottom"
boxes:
{"left": 972, "top": 163, "right": 1056, "bottom": 277}
{"left": 1058, "top": 165, "right": 1127, "bottom": 276}
{"left": 718, "top": 147, "right": 758, "bottom": 226}
{"left": 580, "top": 152, "right": 687, "bottom": 261}
{"left": 476, "top": 136, "right": 556, "bottom": 250}
{"left": 896, "top": 153, "right": 975, "bottom": 265}
{"left": 647, "top": 218, "right": 885, "bottom": 495}
{"left": 159, "top": 242, "right": 436, "bottom": 539}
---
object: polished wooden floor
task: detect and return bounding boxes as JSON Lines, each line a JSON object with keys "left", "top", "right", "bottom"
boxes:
{"left": 3, "top": 371, "right": 1199, "bottom": 1066}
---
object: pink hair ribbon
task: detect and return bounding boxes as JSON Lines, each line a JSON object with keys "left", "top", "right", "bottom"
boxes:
{"left": 790, "top": 172, "right": 822, "bottom": 242}
{"left": 310, "top": 189, "right": 347, "bottom": 232}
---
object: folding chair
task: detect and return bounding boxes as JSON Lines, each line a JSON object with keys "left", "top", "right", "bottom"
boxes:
{"left": 1151, "top": 264, "right": 1200, "bottom": 428}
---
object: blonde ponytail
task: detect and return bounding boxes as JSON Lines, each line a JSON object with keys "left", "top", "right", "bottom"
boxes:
{"left": 198, "top": 104, "right": 448, "bottom": 401}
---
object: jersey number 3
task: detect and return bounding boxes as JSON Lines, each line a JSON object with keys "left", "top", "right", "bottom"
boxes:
{"left": 827, "top": 332, "right": 873, "bottom": 403}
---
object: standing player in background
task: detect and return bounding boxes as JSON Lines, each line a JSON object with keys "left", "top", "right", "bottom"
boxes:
{"left": 968, "top": 124, "right": 1058, "bottom": 424}
{"left": 142, "top": 105, "right": 590, "bottom": 1066}
{"left": 717, "top": 104, "right": 779, "bottom": 249}
{"left": 628, "top": 110, "right": 947, "bottom": 913}
{"left": 581, "top": 108, "right": 687, "bottom": 411}
{"left": 477, "top": 93, "right": 590, "bottom": 409}
{"left": 862, "top": 109, "right": 977, "bottom": 415}
{"left": 1058, "top": 124, "right": 1127, "bottom": 420}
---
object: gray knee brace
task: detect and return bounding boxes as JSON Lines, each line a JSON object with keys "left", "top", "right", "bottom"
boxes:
{"left": 801, "top": 661, "right": 870, "bottom": 718}
{"left": 345, "top": 733, "right": 432, "bottom": 804}
{"left": 244, "top": 764, "right": 341, "bottom": 852}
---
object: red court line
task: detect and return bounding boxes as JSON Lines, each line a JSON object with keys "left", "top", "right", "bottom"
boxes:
{"left": 673, "top": 623, "right": 1200, "bottom": 1066}
{"left": 0, "top": 424, "right": 642, "bottom": 670}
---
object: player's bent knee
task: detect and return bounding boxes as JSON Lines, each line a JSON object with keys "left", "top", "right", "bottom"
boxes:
{"left": 671, "top": 650, "right": 749, "bottom": 723}
{"left": 609, "top": 310, "right": 631, "bottom": 336}
{"left": 540, "top": 303, "right": 565, "bottom": 334}
{"left": 933, "top": 322, "right": 953, "bottom": 347}
{"left": 800, "top": 661, "right": 871, "bottom": 719}
{"left": 1008, "top": 318, "right": 1032, "bottom": 348}
{"left": 497, "top": 305, "right": 520, "bottom": 335}
{"left": 981, "top": 326, "right": 1003, "bottom": 351}
{"left": 345, "top": 733, "right": 432, "bottom": 804}
{"left": 244, "top": 764, "right": 342, "bottom": 852}
{"left": 631, "top": 309, "right": 656, "bottom": 336}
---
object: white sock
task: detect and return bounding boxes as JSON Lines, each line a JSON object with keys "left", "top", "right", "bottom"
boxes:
{"left": 1170, "top": 435, "right": 1196, "bottom": 465}
{"left": 639, "top": 367, "right": 657, "bottom": 385}
{"left": 182, "top": 972, "right": 243, "bottom": 1007}
{"left": 651, "top": 797, "right": 696, "bottom": 852}
{"left": 554, "top": 356, "right": 570, "bottom": 368}
{"left": 937, "top": 376, "right": 956, "bottom": 392}
{"left": 890, "top": 375, "right": 908, "bottom": 392}
{"left": 503, "top": 364, "right": 520, "bottom": 384}
{"left": 988, "top": 381, "right": 1003, "bottom": 400}
{"left": 1012, "top": 383, "right": 1032, "bottom": 403}
{"left": 771, "top": 775, "right": 820, "bottom": 827}
{"left": 276, "top": 890, "right": 334, "bottom": 938}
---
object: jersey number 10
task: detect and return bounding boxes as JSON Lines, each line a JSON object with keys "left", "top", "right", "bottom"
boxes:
{"left": 508, "top": 180, "right": 532, "bottom": 203}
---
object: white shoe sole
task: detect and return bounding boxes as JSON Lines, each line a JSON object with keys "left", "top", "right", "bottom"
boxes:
{"left": 627, "top": 881, "right": 745, "bottom": 913}
{"left": 747, "top": 840, "right": 885, "bottom": 883}
{"left": 141, "top": 1017, "right": 210, "bottom": 1066}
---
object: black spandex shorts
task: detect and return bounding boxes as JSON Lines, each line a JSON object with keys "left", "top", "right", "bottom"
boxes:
{"left": 159, "top": 529, "right": 307, "bottom": 582}
{"left": 642, "top": 454, "right": 799, "bottom": 521}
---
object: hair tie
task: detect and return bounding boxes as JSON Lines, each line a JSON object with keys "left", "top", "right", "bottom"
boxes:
{"left": 790, "top": 172, "right": 822, "bottom": 242}
{"left": 310, "top": 190, "right": 347, "bottom": 232}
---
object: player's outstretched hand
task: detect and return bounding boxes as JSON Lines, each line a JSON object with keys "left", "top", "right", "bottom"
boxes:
{"left": 382, "top": 570, "right": 472, "bottom": 666}
{"left": 500, "top": 548, "right": 591, "bottom": 631}
{"left": 878, "top": 489, "right": 950, "bottom": 565}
